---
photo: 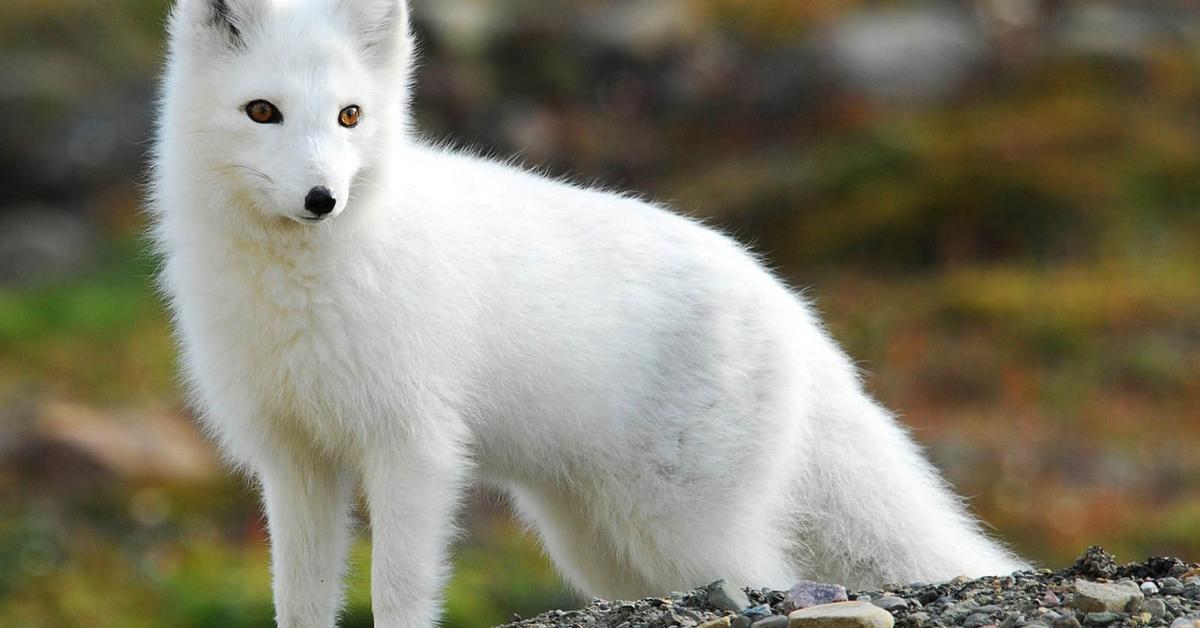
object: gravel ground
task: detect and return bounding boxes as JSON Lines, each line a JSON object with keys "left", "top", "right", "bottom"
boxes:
{"left": 498, "top": 548, "right": 1200, "bottom": 628}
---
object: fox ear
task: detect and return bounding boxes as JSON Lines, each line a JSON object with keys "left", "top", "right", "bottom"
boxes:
{"left": 175, "top": 0, "right": 265, "bottom": 51}
{"left": 339, "top": 0, "right": 413, "bottom": 67}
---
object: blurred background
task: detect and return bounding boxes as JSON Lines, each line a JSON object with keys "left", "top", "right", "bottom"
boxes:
{"left": 2, "top": 0, "right": 1199, "bottom": 625}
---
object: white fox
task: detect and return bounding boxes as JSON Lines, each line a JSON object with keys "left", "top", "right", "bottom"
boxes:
{"left": 151, "top": 0, "right": 1028, "bottom": 626}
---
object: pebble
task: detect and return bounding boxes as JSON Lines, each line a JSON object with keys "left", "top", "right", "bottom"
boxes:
{"left": 733, "top": 616, "right": 752, "bottom": 628}
{"left": 1069, "top": 580, "right": 1143, "bottom": 613}
{"left": 1163, "top": 579, "right": 1186, "bottom": 596}
{"left": 1042, "top": 592, "right": 1061, "bottom": 607}
{"left": 1143, "top": 582, "right": 1161, "bottom": 596}
{"left": 1051, "top": 617, "right": 1081, "bottom": 628}
{"left": 707, "top": 580, "right": 752, "bottom": 613}
{"left": 871, "top": 596, "right": 908, "bottom": 612}
{"left": 788, "top": 601, "right": 895, "bottom": 628}
{"left": 1081, "top": 612, "right": 1121, "bottom": 625}
{"left": 698, "top": 618, "right": 733, "bottom": 628}
{"left": 1170, "top": 618, "right": 1200, "bottom": 628}
{"left": 998, "top": 612, "right": 1022, "bottom": 628}
{"left": 1143, "top": 599, "right": 1168, "bottom": 618}
{"left": 751, "top": 617, "right": 789, "bottom": 628}
{"left": 962, "top": 613, "right": 991, "bottom": 628}
{"left": 785, "top": 582, "right": 850, "bottom": 612}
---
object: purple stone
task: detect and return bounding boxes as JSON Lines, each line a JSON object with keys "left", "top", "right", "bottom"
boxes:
{"left": 783, "top": 581, "right": 849, "bottom": 612}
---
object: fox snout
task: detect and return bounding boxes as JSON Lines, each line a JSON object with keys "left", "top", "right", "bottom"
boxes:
{"left": 304, "top": 186, "right": 337, "bottom": 217}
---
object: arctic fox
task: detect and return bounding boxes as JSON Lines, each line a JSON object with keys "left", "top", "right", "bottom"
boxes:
{"left": 151, "top": 0, "right": 1027, "bottom": 625}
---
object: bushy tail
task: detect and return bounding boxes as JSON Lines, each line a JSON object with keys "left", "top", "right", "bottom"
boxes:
{"left": 789, "top": 380, "right": 1029, "bottom": 588}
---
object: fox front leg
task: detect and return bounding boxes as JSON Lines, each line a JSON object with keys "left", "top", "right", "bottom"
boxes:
{"left": 257, "top": 450, "right": 355, "bottom": 628}
{"left": 363, "top": 442, "right": 466, "bottom": 628}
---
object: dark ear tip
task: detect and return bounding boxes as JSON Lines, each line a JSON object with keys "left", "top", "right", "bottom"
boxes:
{"left": 208, "top": 0, "right": 245, "bottom": 48}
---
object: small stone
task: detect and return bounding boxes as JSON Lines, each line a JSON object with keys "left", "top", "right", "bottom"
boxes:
{"left": 872, "top": 596, "right": 908, "bottom": 612}
{"left": 1082, "top": 612, "right": 1122, "bottom": 626}
{"left": 999, "top": 612, "right": 1022, "bottom": 628}
{"left": 907, "top": 612, "right": 929, "bottom": 627}
{"left": 699, "top": 618, "right": 733, "bottom": 628}
{"left": 752, "top": 617, "right": 790, "bottom": 628}
{"left": 784, "top": 582, "right": 850, "bottom": 612}
{"left": 1042, "top": 592, "right": 1061, "bottom": 607}
{"left": 916, "top": 590, "right": 940, "bottom": 606}
{"left": 1143, "top": 600, "right": 1167, "bottom": 619}
{"left": 1070, "top": 580, "right": 1143, "bottom": 613}
{"left": 1162, "top": 579, "right": 1185, "bottom": 596}
{"left": 708, "top": 580, "right": 753, "bottom": 613}
{"left": 788, "top": 601, "right": 895, "bottom": 628}
{"left": 952, "top": 576, "right": 972, "bottom": 585}
{"left": 1051, "top": 617, "right": 1081, "bottom": 628}
{"left": 963, "top": 613, "right": 991, "bottom": 628}
{"left": 732, "top": 616, "right": 753, "bottom": 628}
{"left": 1170, "top": 618, "right": 1200, "bottom": 628}
{"left": 1141, "top": 582, "right": 1160, "bottom": 596}
{"left": 1072, "top": 547, "right": 1118, "bottom": 579}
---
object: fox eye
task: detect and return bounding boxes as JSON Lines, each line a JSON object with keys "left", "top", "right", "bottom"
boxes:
{"left": 246, "top": 100, "right": 282, "bottom": 124}
{"left": 339, "top": 105, "right": 361, "bottom": 128}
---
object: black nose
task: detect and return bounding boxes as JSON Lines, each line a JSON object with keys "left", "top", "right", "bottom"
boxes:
{"left": 304, "top": 186, "right": 337, "bottom": 216}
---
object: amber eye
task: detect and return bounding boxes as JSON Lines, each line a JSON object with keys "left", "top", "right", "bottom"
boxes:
{"left": 339, "top": 105, "right": 361, "bottom": 128}
{"left": 246, "top": 100, "right": 282, "bottom": 124}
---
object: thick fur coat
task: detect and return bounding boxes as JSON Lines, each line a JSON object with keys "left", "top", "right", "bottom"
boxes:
{"left": 151, "top": 0, "right": 1028, "bottom": 626}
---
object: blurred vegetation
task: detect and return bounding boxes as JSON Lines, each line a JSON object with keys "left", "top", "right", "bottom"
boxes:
{"left": 2, "top": 0, "right": 1199, "bottom": 626}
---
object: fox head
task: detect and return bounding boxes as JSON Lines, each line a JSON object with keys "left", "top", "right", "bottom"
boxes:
{"left": 162, "top": 0, "right": 414, "bottom": 225}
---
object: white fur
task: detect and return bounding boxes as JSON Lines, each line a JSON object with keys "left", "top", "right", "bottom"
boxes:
{"left": 151, "top": 1, "right": 1029, "bottom": 626}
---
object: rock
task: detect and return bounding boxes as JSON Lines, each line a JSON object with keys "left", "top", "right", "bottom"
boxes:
{"left": 1051, "top": 617, "right": 1081, "bottom": 628}
{"left": 1163, "top": 579, "right": 1186, "bottom": 596}
{"left": 785, "top": 582, "right": 850, "bottom": 612}
{"left": 743, "top": 606, "right": 774, "bottom": 621}
{"left": 999, "top": 612, "right": 1022, "bottom": 628}
{"left": 1143, "top": 582, "right": 1161, "bottom": 595}
{"left": 733, "top": 616, "right": 753, "bottom": 628}
{"left": 872, "top": 596, "right": 907, "bottom": 612}
{"left": 943, "top": 602, "right": 980, "bottom": 624}
{"left": 1171, "top": 618, "right": 1200, "bottom": 628}
{"left": 1082, "top": 612, "right": 1122, "bottom": 626}
{"left": 752, "top": 617, "right": 789, "bottom": 628}
{"left": 1050, "top": 2, "right": 1181, "bottom": 62}
{"left": 823, "top": 4, "right": 987, "bottom": 103}
{"left": 1041, "top": 592, "right": 1061, "bottom": 607}
{"left": 1072, "top": 547, "right": 1118, "bottom": 579}
{"left": 699, "top": 618, "right": 733, "bottom": 628}
{"left": 707, "top": 580, "right": 752, "bottom": 613}
{"left": 1143, "top": 599, "right": 1168, "bottom": 619}
{"left": 963, "top": 613, "right": 992, "bottom": 628}
{"left": 0, "top": 207, "right": 99, "bottom": 287}
{"left": 788, "top": 602, "right": 895, "bottom": 628}
{"left": 1069, "top": 580, "right": 1143, "bottom": 613}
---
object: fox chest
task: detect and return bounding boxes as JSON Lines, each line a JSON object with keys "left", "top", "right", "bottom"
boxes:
{"left": 186, "top": 265, "right": 411, "bottom": 442}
